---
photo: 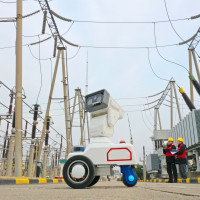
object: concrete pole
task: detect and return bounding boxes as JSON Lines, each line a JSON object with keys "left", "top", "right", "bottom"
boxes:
{"left": 195, "top": 150, "right": 200, "bottom": 171}
{"left": 77, "top": 90, "right": 84, "bottom": 145}
{"left": 33, "top": 139, "right": 39, "bottom": 177}
{"left": 15, "top": 0, "right": 23, "bottom": 177}
{"left": 27, "top": 144, "right": 34, "bottom": 177}
{"left": 1, "top": 159, "right": 6, "bottom": 176}
{"left": 61, "top": 49, "right": 70, "bottom": 159}
{"left": 189, "top": 50, "right": 194, "bottom": 104}
{"left": 54, "top": 150, "right": 58, "bottom": 178}
{"left": 6, "top": 135, "right": 15, "bottom": 176}
{"left": 143, "top": 146, "right": 146, "bottom": 180}
{"left": 50, "top": 154, "right": 54, "bottom": 179}
{"left": 70, "top": 91, "right": 77, "bottom": 131}
{"left": 37, "top": 50, "right": 61, "bottom": 163}
{"left": 170, "top": 82, "right": 173, "bottom": 128}
{"left": 192, "top": 50, "right": 200, "bottom": 84}
{"left": 172, "top": 82, "right": 182, "bottom": 121}
{"left": 65, "top": 50, "right": 72, "bottom": 148}
{"left": 42, "top": 150, "right": 48, "bottom": 178}
{"left": 157, "top": 109, "right": 162, "bottom": 130}
{"left": 154, "top": 108, "right": 158, "bottom": 131}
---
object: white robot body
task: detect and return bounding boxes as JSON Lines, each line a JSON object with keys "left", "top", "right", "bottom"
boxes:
{"left": 69, "top": 139, "right": 137, "bottom": 166}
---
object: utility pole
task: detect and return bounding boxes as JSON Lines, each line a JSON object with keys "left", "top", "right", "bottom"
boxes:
{"left": 37, "top": 50, "right": 61, "bottom": 164}
{"left": 143, "top": 146, "right": 146, "bottom": 181}
{"left": 6, "top": 111, "right": 16, "bottom": 176}
{"left": 61, "top": 49, "right": 70, "bottom": 159}
{"left": 77, "top": 90, "right": 84, "bottom": 146}
{"left": 15, "top": 0, "right": 23, "bottom": 177}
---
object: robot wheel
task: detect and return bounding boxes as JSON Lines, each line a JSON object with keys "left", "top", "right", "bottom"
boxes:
{"left": 63, "top": 155, "right": 95, "bottom": 189}
{"left": 88, "top": 176, "right": 100, "bottom": 187}
{"left": 121, "top": 165, "right": 137, "bottom": 187}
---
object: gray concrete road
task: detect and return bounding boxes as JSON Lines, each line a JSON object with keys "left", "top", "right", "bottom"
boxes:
{"left": 0, "top": 181, "right": 200, "bottom": 200}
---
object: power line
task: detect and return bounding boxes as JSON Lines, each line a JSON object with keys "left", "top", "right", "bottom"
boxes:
{"left": 36, "top": 35, "right": 43, "bottom": 104}
{"left": 0, "top": 102, "right": 65, "bottom": 148}
{"left": 0, "top": 42, "right": 179, "bottom": 51}
{"left": 12, "top": 21, "right": 52, "bottom": 38}
{"left": 116, "top": 90, "right": 164, "bottom": 100}
{"left": 51, "top": 9, "right": 192, "bottom": 24}
{"left": 163, "top": 0, "right": 186, "bottom": 43}
{"left": 0, "top": 0, "right": 28, "bottom": 3}
{"left": 0, "top": 80, "right": 66, "bottom": 142}
{"left": 61, "top": 22, "right": 74, "bottom": 36}
{"left": 147, "top": 48, "right": 169, "bottom": 82}
{"left": 28, "top": 45, "right": 54, "bottom": 60}
{"left": 141, "top": 111, "right": 153, "bottom": 132}
{"left": 153, "top": 23, "right": 189, "bottom": 72}
{"left": 73, "top": 18, "right": 191, "bottom": 24}
{"left": 81, "top": 43, "right": 178, "bottom": 49}
{"left": 68, "top": 46, "right": 81, "bottom": 59}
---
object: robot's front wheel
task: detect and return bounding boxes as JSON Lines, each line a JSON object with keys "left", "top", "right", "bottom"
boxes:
{"left": 121, "top": 166, "right": 137, "bottom": 187}
{"left": 63, "top": 155, "right": 95, "bottom": 189}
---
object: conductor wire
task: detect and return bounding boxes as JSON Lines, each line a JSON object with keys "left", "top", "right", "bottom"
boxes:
{"left": 153, "top": 23, "right": 189, "bottom": 73}
{"left": 147, "top": 48, "right": 169, "bottom": 82}
{"left": 163, "top": 0, "right": 185, "bottom": 42}
{"left": 36, "top": 35, "right": 43, "bottom": 104}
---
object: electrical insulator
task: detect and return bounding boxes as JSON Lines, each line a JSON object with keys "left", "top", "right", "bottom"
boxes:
{"left": 179, "top": 87, "right": 196, "bottom": 111}
{"left": 53, "top": 36, "right": 57, "bottom": 57}
{"left": 45, "top": 116, "right": 51, "bottom": 146}
{"left": 30, "top": 104, "right": 42, "bottom": 140}
{"left": 189, "top": 74, "right": 200, "bottom": 96}
{"left": 11, "top": 110, "right": 15, "bottom": 134}
{"left": 42, "top": 10, "right": 47, "bottom": 34}
{"left": 8, "top": 92, "right": 14, "bottom": 115}
{"left": 24, "top": 121, "right": 28, "bottom": 137}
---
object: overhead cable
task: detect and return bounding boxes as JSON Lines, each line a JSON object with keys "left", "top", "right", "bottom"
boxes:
{"left": 50, "top": 9, "right": 192, "bottom": 24}
{"left": 30, "top": 36, "right": 52, "bottom": 45}
{"left": 22, "top": 10, "right": 40, "bottom": 18}
{"left": 147, "top": 48, "right": 169, "bottom": 82}
{"left": 163, "top": 0, "right": 185, "bottom": 42}
{"left": 60, "top": 36, "right": 79, "bottom": 47}
{"left": 50, "top": 10, "right": 72, "bottom": 22}
{"left": 153, "top": 23, "right": 189, "bottom": 72}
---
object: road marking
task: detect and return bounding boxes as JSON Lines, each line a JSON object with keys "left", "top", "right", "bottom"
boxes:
{"left": 53, "top": 179, "right": 58, "bottom": 183}
{"left": 38, "top": 179, "right": 47, "bottom": 184}
{"left": 16, "top": 179, "right": 29, "bottom": 184}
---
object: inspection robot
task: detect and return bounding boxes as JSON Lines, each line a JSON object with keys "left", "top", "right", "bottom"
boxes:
{"left": 63, "top": 89, "right": 138, "bottom": 189}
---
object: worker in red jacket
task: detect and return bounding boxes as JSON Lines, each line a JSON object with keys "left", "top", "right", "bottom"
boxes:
{"left": 163, "top": 138, "right": 177, "bottom": 183}
{"left": 175, "top": 138, "right": 187, "bottom": 179}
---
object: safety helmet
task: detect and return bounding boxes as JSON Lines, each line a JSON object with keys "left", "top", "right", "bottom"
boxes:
{"left": 168, "top": 137, "right": 174, "bottom": 142}
{"left": 177, "top": 138, "right": 184, "bottom": 142}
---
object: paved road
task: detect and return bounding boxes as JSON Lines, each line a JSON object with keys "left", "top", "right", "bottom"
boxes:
{"left": 0, "top": 181, "right": 200, "bottom": 200}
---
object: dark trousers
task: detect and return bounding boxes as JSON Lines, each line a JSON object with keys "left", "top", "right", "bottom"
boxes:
{"left": 179, "top": 164, "right": 187, "bottom": 179}
{"left": 167, "top": 162, "right": 177, "bottom": 181}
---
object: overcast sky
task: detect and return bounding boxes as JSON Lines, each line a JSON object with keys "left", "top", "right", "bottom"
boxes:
{"left": 1, "top": 0, "right": 200, "bottom": 161}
